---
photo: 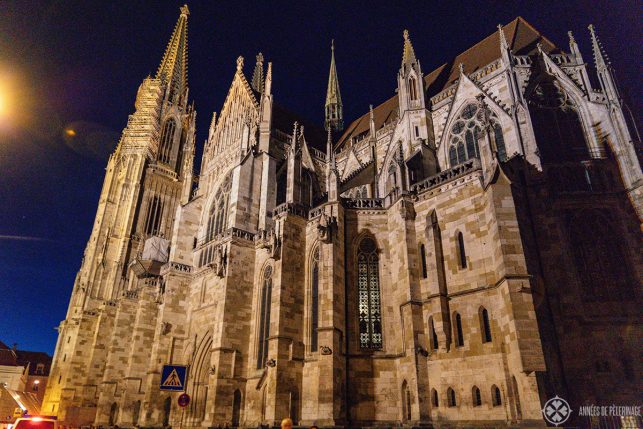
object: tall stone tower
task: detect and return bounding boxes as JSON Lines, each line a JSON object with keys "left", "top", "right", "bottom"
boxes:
{"left": 42, "top": 5, "right": 196, "bottom": 423}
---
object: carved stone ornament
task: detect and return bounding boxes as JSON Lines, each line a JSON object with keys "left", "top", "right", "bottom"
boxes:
{"left": 320, "top": 346, "right": 333, "bottom": 355}
{"left": 210, "top": 245, "right": 227, "bottom": 277}
{"left": 316, "top": 212, "right": 337, "bottom": 243}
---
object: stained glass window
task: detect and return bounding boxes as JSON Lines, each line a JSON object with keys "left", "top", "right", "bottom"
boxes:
{"left": 357, "top": 237, "right": 382, "bottom": 350}
{"left": 447, "top": 103, "right": 505, "bottom": 166}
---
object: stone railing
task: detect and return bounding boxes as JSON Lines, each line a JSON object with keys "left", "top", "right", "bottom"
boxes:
{"left": 308, "top": 205, "right": 326, "bottom": 219}
{"left": 122, "top": 290, "right": 139, "bottom": 300}
{"left": 513, "top": 55, "right": 532, "bottom": 67}
{"left": 376, "top": 121, "right": 396, "bottom": 138}
{"left": 469, "top": 59, "right": 502, "bottom": 82}
{"left": 551, "top": 53, "right": 575, "bottom": 66}
{"left": 410, "top": 158, "right": 481, "bottom": 194}
{"left": 343, "top": 198, "right": 385, "bottom": 209}
{"left": 273, "top": 202, "right": 308, "bottom": 218}
{"left": 160, "top": 261, "right": 192, "bottom": 276}
{"left": 309, "top": 146, "right": 327, "bottom": 161}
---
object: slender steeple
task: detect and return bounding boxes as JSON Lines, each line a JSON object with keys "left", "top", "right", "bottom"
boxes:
{"left": 156, "top": 5, "right": 190, "bottom": 103}
{"left": 588, "top": 24, "right": 620, "bottom": 104}
{"left": 325, "top": 40, "right": 343, "bottom": 132}
{"left": 252, "top": 52, "right": 265, "bottom": 93}
{"left": 401, "top": 29, "right": 417, "bottom": 66}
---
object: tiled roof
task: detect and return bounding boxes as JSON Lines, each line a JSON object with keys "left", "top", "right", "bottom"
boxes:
{"left": 15, "top": 350, "right": 52, "bottom": 376}
{"left": 337, "top": 17, "right": 559, "bottom": 149}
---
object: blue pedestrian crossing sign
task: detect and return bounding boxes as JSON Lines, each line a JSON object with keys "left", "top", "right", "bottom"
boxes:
{"left": 160, "top": 365, "right": 188, "bottom": 391}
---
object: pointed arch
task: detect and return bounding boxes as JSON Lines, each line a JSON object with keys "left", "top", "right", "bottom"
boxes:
{"left": 159, "top": 118, "right": 177, "bottom": 164}
{"left": 428, "top": 316, "right": 438, "bottom": 351}
{"left": 456, "top": 231, "right": 467, "bottom": 269}
{"left": 472, "top": 386, "right": 482, "bottom": 407}
{"left": 479, "top": 306, "right": 492, "bottom": 343}
{"left": 187, "top": 333, "right": 212, "bottom": 423}
{"left": 231, "top": 389, "right": 242, "bottom": 427}
{"left": 257, "top": 264, "right": 273, "bottom": 368}
{"left": 447, "top": 387, "right": 456, "bottom": 407}
{"left": 409, "top": 77, "right": 418, "bottom": 101}
{"left": 528, "top": 80, "right": 588, "bottom": 163}
{"left": 356, "top": 235, "right": 383, "bottom": 350}
{"left": 109, "top": 402, "right": 119, "bottom": 426}
{"left": 453, "top": 312, "right": 464, "bottom": 347}
{"left": 309, "top": 244, "right": 321, "bottom": 352}
{"left": 492, "top": 385, "right": 502, "bottom": 406}
{"left": 401, "top": 380, "right": 411, "bottom": 421}
{"left": 431, "top": 388, "right": 439, "bottom": 408}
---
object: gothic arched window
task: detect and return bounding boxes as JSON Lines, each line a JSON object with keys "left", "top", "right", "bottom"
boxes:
{"left": 159, "top": 119, "right": 177, "bottom": 164}
{"left": 479, "top": 307, "right": 492, "bottom": 343}
{"left": 447, "top": 387, "right": 457, "bottom": 407}
{"left": 447, "top": 103, "right": 506, "bottom": 166}
{"left": 431, "top": 388, "right": 439, "bottom": 407}
{"left": 429, "top": 316, "right": 438, "bottom": 351}
{"left": 453, "top": 312, "right": 464, "bottom": 347}
{"left": 205, "top": 177, "right": 232, "bottom": 242}
{"left": 492, "top": 385, "right": 502, "bottom": 406}
{"left": 144, "top": 195, "right": 163, "bottom": 236}
{"left": 387, "top": 163, "right": 398, "bottom": 194}
{"left": 257, "top": 266, "right": 273, "bottom": 369}
{"left": 409, "top": 78, "right": 418, "bottom": 101}
{"left": 310, "top": 246, "right": 320, "bottom": 352}
{"left": 457, "top": 231, "right": 467, "bottom": 268}
{"left": 472, "top": 386, "right": 482, "bottom": 407}
{"left": 568, "top": 211, "right": 633, "bottom": 301}
{"left": 357, "top": 236, "right": 383, "bottom": 350}
{"left": 528, "top": 81, "right": 588, "bottom": 163}
{"left": 419, "top": 243, "right": 428, "bottom": 279}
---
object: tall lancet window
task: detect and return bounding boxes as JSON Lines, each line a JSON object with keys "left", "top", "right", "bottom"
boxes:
{"left": 409, "top": 77, "right": 418, "bottom": 101}
{"left": 205, "top": 177, "right": 232, "bottom": 242}
{"left": 159, "top": 119, "right": 177, "bottom": 164}
{"left": 357, "top": 236, "right": 383, "bottom": 350}
{"left": 310, "top": 246, "right": 320, "bottom": 352}
{"left": 257, "top": 265, "right": 273, "bottom": 369}
{"left": 145, "top": 195, "right": 163, "bottom": 236}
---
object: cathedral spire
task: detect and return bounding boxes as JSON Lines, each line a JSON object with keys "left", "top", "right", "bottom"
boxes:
{"left": 156, "top": 5, "right": 190, "bottom": 103}
{"left": 401, "top": 29, "right": 417, "bottom": 66}
{"left": 252, "top": 52, "right": 265, "bottom": 93}
{"left": 325, "top": 40, "right": 343, "bottom": 132}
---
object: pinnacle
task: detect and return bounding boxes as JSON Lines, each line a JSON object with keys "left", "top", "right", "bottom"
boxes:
{"left": 401, "top": 29, "right": 416, "bottom": 66}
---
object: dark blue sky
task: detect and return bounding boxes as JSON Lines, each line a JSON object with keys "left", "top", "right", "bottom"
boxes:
{"left": 0, "top": 1, "right": 640, "bottom": 354}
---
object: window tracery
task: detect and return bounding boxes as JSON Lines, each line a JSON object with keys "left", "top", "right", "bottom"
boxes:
{"left": 357, "top": 237, "right": 382, "bottom": 350}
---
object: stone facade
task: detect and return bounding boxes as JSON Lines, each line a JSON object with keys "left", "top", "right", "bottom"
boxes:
{"left": 43, "top": 8, "right": 642, "bottom": 429}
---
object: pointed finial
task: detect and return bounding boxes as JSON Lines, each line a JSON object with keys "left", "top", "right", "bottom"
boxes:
{"left": 180, "top": 4, "right": 189, "bottom": 16}
{"left": 589, "top": 24, "right": 611, "bottom": 65}
{"left": 568, "top": 31, "right": 575, "bottom": 43}
{"left": 264, "top": 62, "right": 273, "bottom": 95}
{"left": 252, "top": 52, "right": 265, "bottom": 92}
{"left": 236, "top": 56, "right": 244, "bottom": 72}
{"left": 369, "top": 104, "right": 374, "bottom": 120}
{"left": 498, "top": 24, "right": 508, "bottom": 49}
{"left": 458, "top": 63, "right": 464, "bottom": 74}
{"left": 331, "top": 39, "right": 335, "bottom": 51}
{"left": 536, "top": 42, "right": 543, "bottom": 54}
{"left": 401, "top": 29, "right": 417, "bottom": 66}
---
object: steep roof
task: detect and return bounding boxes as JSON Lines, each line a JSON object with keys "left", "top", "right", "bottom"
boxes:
{"left": 15, "top": 350, "right": 52, "bottom": 376}
{"left": 337, "top": 17, "right": 560, "bottom": 149}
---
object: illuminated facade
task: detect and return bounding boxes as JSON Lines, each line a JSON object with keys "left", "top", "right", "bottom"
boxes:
{"left": 43, "top": 7, "right": 642, "bottom": 429}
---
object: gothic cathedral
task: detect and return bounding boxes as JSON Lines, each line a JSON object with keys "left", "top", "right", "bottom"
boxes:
{"left": 43, "top": 6, "right": 642, "bottom": 429}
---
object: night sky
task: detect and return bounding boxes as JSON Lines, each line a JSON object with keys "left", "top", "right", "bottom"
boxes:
{"left": 0, "top": 1, "right": 640, "bottom": 354}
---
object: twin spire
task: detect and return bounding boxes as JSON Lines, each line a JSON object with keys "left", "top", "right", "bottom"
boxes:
{"left": 156, "top": 5, "right": 190, "bottom": 102}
